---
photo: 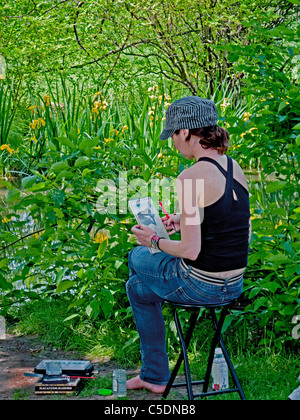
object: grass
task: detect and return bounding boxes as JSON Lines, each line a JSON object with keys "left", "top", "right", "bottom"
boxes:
{"left": 187, "top": 352, "right": 298, "bottom": 400}
{"left": 8, "top": 298, "right": 299, "bottom": 400}
{"left": 11, "top": 353, "right": 298, "bottom": 400}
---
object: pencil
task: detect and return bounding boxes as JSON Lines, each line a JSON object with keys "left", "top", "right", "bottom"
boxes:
{"left": 159, "top": 201, "right": 176, "bottom": 231}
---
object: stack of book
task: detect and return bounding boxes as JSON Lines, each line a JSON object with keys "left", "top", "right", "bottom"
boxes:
{"left": 35, "top": 376, "right": 81, "bottom": 395}
{"left": 33, "top": 359, "right": 94, "bottom": 395}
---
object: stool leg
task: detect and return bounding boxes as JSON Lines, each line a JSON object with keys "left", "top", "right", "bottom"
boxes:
{"left": 209, "top": 308, "right": 246, "bottom": 400}
{"left": 202, "top": 307, "right": 227, "bottom": 394}
{"left": 162, "top": 308, "right": 199, "bottom": 400}
{"left": 174, "top": 308, "right": 195, "bottom": 400}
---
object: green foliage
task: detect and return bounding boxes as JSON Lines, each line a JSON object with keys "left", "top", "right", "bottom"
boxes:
{"left": 0, "top": 80, "right": 185, "bottom": 332}
{"left": 216, "top": 17, "right": 300, "bottom": 349}
{"left": 1, "top": 142, "right": 131, "bottom": 319}
{"left": 1, "top": 0, "right": 298, "bottom": 96}
{"left": 0, "top": 80, "right": 15, "bottom": 146}
{"left": 0, "top": 2, "right": 299, "bottom": 354}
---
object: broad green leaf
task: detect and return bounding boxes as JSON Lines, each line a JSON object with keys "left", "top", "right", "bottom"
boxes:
{"left": 48, "top": 141, "right": 57, "bottom": 151}
{"left": 74, "top": 156, "right": 90, "bottom": 168}
{"left": 0, "top": 274, "right": 13, "bottom": 290}
{"left": 97, "top": 240, "right": 107, "bottom": 259}
{"left": 100, "top": 300, "right": 113, "bottom": 318}
{"left": 63, "top": 314, "right": 80, "bottom": 322}
{"left": 6, "top": 188, "right": 20, "bottom": 202}
{"left": 100, "top": 288, "right": 114, "bottom": 318}
{"left": 267, "top": 254, "right": 290, "bottom": 264}
{"left": 254, "top": 296, "right": 268, "bottom": 311}
{"left": 265, "top": 181, "right": 287, "bottom": 193}
{"left": 278, "top": 100, "right": 288, "bottom": 112}
{"left": 53, "top": 207, "right": 64, "bottom": 218}
{"left": 279, "top": 305, "right": 296, "bottom": 316}
{"left": 221, "top": 315, "right": 232, "bottom": 333}
{"left": 56, "top": 280, "right": 76, "bottom": 294}
{"left": 26, "top": 182, "right": 48, "bottom": 192}
{"left": 50, "top": 161, "right": 69, "bottom": 174}
{"left": 269, "top": 207, "right": 286, "bottom": 217}
{"left": 135, "top": 148, "right": 153, "bottom": 168}
{"left": 0, "top": 232, "right": 18, "bottom": 242}
{"left": 262, "top": 282, "right": 281, "bottom": 293}
{"left": 86, "top": 300, "right": 100, "bottom": 317}
{"left": 141, "top": 167, "right": 151, "bottom": 182}
{"left": 55, "top": 136, "right": 75, "bottom": 149}
{"left": 287, "top": 0, "right": 300, "bottom": 4}
{"left": 21, "top": 175, "right": 38, "bottom": 189}
{"left": 82, "top": 168, "right": 90, "bottom": 177}
{"left": 56, "top": 170, "right": 74, "bottom": 181}
{"left": 0, "top": 258, "right": 9, "bottom": 269}
{"left": 79, "top": 136, "right": 99, "bottom": 151}
{"left": 248, "top": 287, "right": 261, "bottom": 299}
{"left": 56, "top": 267, "right": 68, "bottom": 283}
{"left": 51, "top": 189, "right": 65, "bottom": 206}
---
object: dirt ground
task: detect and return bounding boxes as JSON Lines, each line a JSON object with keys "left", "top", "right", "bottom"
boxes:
{"left": 0, "top": 334, "right": 187, "bottom": 401}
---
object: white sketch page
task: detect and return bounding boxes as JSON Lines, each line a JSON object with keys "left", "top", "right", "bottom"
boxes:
{"left": 129, "top": 197, "right": 170, "bottom": 253}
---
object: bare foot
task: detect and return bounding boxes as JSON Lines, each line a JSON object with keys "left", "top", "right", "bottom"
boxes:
{"left": 127, "top": 375, "right": 166, "bottom": 394}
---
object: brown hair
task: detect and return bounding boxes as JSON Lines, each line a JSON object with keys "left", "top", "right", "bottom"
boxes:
{"left": 175, "top": 125, "right": 229, "bottom": 155}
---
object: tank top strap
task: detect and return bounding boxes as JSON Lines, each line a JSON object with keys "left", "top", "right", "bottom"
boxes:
{"left": 197, "top": 155, "right": 234, "bottom": 211}
{"left": 224, "top": 155, "right": 233, "bottom": 196}
{"left": 197, "top": 157, "right": 228, "bottom": 178}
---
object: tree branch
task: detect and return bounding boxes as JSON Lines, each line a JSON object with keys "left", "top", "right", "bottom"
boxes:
{"left": 40, "top": 0, "right": 71, "bottom": 16}
{"left": 73, "top": 1, "right": 90, "bottom": 55}
{"left": 1, "top": 228, "right": 46, "bottom": 251}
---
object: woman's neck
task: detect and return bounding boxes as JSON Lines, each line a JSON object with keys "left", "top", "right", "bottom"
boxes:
{"left": 193, "top": 147, "right": 223, "bottom": 162}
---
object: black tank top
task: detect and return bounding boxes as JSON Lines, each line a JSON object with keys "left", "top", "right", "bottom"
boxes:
{"left": 183, "top": 155, "right": 250, "bottom": 272}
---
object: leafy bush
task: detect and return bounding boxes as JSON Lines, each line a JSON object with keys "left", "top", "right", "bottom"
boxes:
{"left": 0, "top": 8, "right": 299, "bottom": 354}
{"left": 217, "top": 19, "right": 300, "bottom": 349}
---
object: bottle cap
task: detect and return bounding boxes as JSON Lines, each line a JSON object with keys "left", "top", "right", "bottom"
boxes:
{"left": 98, "top": 389, "right": 113, "bottom": 395}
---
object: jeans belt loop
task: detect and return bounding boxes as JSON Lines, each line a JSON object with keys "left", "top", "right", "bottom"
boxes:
{"left": 222, "top": 278, "right": 230, "bottom": 293}
{"left": 183, "top": 265, "right": 192, "bottom": 279}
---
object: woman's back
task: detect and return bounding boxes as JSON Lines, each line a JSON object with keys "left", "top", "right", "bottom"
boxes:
{"left": 183, "top": 155, "right": 250, "bottom": 273}
{"left": 184, "top": 153, "right": 248, "bottom": 208}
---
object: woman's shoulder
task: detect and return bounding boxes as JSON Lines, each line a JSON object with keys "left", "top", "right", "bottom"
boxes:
{"left": 176, "top": 165, "right": 203, "bottom": 185}
{"left": 177, "top": 155, "right": 248, "bottom": 190}
{"left": 231, "top": 158, "right": 249, "bottom": 190}
{"left": 177, "top": 166, "right": 193, "bottom": 179}
{"left": 177, "top": 157, "right": 225, "bottom": 179}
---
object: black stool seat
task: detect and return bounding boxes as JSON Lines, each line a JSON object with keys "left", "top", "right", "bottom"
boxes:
{"left": 162, "top": 299, "right": 246, "bottom": 400}
{"left": 165, "top": 300, "right": 233, "bottom": 309}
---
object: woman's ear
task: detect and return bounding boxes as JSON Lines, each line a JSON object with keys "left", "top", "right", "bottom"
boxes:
{"left": 182, "top": 129, "right": 190, "bottom": 141}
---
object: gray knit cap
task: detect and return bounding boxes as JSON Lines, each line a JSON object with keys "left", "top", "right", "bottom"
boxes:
{"left": 159, "top": 96, "right": 218, "bottom": 141}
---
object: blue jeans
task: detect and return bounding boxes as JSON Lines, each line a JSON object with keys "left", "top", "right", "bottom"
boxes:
{"left": 126, "top": 246, "right": 243, "bottom": 386}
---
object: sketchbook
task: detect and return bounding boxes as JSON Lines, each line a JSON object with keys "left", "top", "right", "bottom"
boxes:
{"left": 129, "top": 197, "right": 170, "bottom": 254}
{"left": 34, "top": 360, "right": 94, "bottom": 377}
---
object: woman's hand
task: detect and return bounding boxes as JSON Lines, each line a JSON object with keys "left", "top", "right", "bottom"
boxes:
{"left": 131, "top": 224, "right": 156, "bottom": 247}
{"left": 162, "top": 214, "right": 181, "bottom": 236}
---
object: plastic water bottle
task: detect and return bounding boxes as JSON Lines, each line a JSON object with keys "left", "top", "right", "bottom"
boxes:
{"left": 113, "top": 369, "right": 127, "bottom": 397}
{"left": 212, "top": 348, "right": 229, "bottom": 390}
